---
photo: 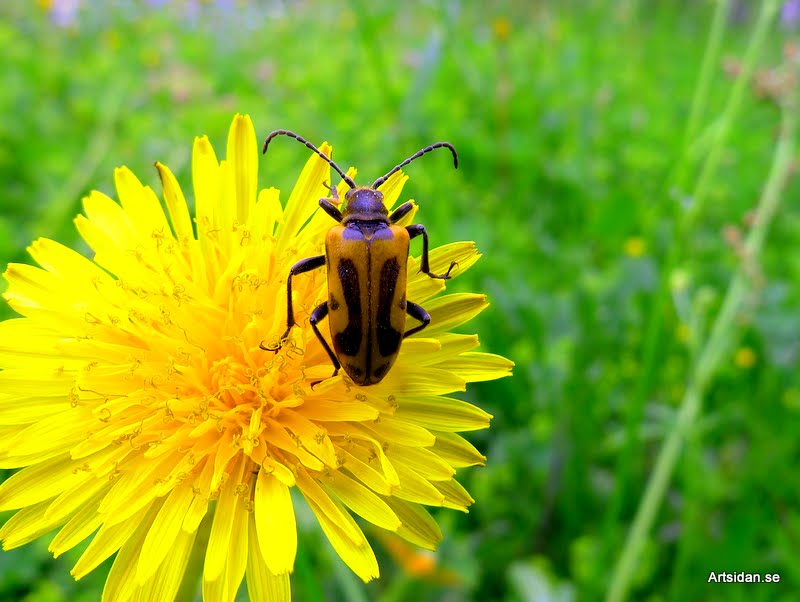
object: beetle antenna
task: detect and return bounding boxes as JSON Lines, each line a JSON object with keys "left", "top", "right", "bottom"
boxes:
{"left": 263, "top": 129, "right": 356, "bottom": 189}
{"left": 372, "top": 142, "right": 458, "bottom": 189}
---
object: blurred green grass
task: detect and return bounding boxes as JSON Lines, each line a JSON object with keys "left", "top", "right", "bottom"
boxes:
{"left": 1, "top": 1, "right": 799, "bottom": 601}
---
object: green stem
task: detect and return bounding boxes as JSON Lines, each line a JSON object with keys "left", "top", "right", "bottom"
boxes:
{"left": 683, "top": 0, "right": 732, "bottom": 154}
{"left": 605, "top": 69, "right": 796, "bottom": 602}
{"left": 686, "top": 0, "right": 780, "bottom": 228}
{"left": 605, "top": 0, "right": 775, "bottom": 552}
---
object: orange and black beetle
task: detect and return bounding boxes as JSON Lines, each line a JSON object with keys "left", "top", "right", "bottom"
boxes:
{"left": 261, "top": 130, "right": 458, "bottom": 386}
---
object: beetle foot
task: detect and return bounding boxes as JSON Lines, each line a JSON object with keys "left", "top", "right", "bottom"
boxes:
{"left": 431, "top": 260, "right": 458, "bottom": 280}
{"left": 259, "top": 339, "right": 282, "bottom": 353}
{"left": 259, "top": 328, "right": 293, "bottom": 353}
{"left": 322, "top": 180, "right": 340, "bottom": 201}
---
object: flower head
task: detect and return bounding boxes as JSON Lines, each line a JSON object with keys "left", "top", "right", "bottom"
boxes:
{"left": 0, "top": 114, "right": 512, "bottom": 600}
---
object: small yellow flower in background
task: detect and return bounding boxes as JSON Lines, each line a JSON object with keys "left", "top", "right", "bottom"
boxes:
{"left": 734, "top": 346, "right": 757, "bottom": 369}
{"left": 0, "top": 114, "right": 512, "bottom": 601}
{"left": 623, "top": 236, "right": 647, "bottom": 258}
{"left": 492, "top": 17, "right": 511, "bottom": 40}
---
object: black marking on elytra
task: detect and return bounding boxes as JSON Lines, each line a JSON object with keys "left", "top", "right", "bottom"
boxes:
{"left": 373, "top": 362, "right": 391, "bottom": 380}
{"left": 346, "top": 363, "right": 364, "bottom": 379}
{"left": 329, "top": 294, "right": 340, "bottom": 311}
{"left": 377, "top": 258, "right": 402, "bottom": 357}
{"left": 335, "top": 259, "right": 362, "bottom": 356}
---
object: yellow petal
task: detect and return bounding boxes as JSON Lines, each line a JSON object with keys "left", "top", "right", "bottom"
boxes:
{"left": 192, "top": 135, "right": 221, "bottom": 236}
{"left": 0, "top": 319, "right": 88, "bottom": 367}
{"left": 136, "top": 482, "right": 194, "bottom": 583}
{"left": 203, "top": 472, "right": 249, "bottom": 602}
{"left": 432, "top": 478, "right": 474, "bottom": 512}
{"left": 48, "top": 487, "right": 106, "bottom": 557}
{"left": 227, "top": 114, "right": 258, "bottom": 225}
{"left": 131, "top": 528, "right": 196, "bottom": 602}
{"left": 412, "top": 293, "right": 489, "bottom": 335}
{"left": 263, "top": 417, "right": 324, "bottom": 471}
{"left": 305, "top": 495, "right": 379, "bottom": 583}
{"left": 295, "top": 468, "right": 361, "bottom": 544}
{"left": 394, "top": 396, "right": 492, "bottom": 432}
{"left": 275, "top": 143, "right": 332, "bottom": 248}
{"left": 0, "top": 394, "right": 72, "bottom": 426}
{"left": 254, "top": 471, "right": 297, "bottom": 574}
{"left": 182, "top": 457, "right": 213, "bottom": 533}
{"left": 72, "top": 503, "right": 153, "bottom": 580}
{"left": 322, "top": 470, "right": 401, "bottom": 531}
{"left": 386, "top": 445, "right": 455, "bottom": 481}
{"left": 383, "top": 497, "right": 442, "bottom": 550}
{"left": 101, "top": 502, "right": 161, "bottom": 602}
{"left": 407, "top": 241, "right": 482, "bottom": 301}
{"left": 27, "top": 237, "right": 113, "bottom": 287}
{"left": 45, "top": 477, "right": 111, "bottom": 526}
{"left": 324, "top": 429, "right": 399, "bottom": 489}
{"left": 204, "top": 454, "right": 246, "bottom": 581}
{"left": 338, "top": 449, "right": 394, "bottom": 496}
{"left": 360, "top": 417, "right": 435, "bottom": 448}
{"left": 250, "top": 187, "right": 282, "bottom": 243}
{"left": 82, "top": 190, "right": 137, "bottom": 249}
{"left": 429, "top": 431, "right": 486, "bottom": 467}
{"left": 279, "top": 409, "right": 337, "bottom": 467}
{"left": 435, "top": 351, "right": 515, "bottom": 382}
{"left": 246, "top": 512, "right": 292, "bottom": 602}
{"left": 98, "top": 451, "right": 181, "bottom": 524}
{"left": 392, "top": 462, "right": 446, "bottom": 506}
{"left": 114, "top": 167, "right": 170, "bottom": 241}
{"left": 155, "top": 161, "right": 194, "bottom": 241}
{"left": 0, "top": 366, "right": 75, "bottom": 396}
{"left": 377, "top": 367, "right": 466, "bottom": 396}
{"left": 294, "top": 398, "right": 380, "bottom": 422}
{"left": 0, "top": 454, "right": 91, "bottom": 511}
{"left": 402, "top": 333, "right": 479, "bottom": 367}
{"left": 0, "top": 500, "right": 60, "bottom": 550}
{"left": 6, "top": 408, "right": 92, "bottom": 457}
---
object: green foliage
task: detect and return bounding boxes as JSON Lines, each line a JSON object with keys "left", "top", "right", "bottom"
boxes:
{"left": 1, "top": 1, "right": 799, "bottom": 601}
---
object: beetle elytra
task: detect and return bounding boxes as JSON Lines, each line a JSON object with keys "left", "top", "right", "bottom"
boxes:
{"left": 261, "top": 130, "right": 458, "bottom": 386}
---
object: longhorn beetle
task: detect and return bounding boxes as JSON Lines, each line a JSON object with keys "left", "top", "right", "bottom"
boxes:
{"left": 261, "top": 129, "right": 458, "bottom": 386}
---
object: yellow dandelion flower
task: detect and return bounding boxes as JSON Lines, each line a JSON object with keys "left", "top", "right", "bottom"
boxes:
{"left": 623, "top": 236, "right": 647, "bottom": 258}
{"left": 734, "top": 347, "right": 757, "bottom": 369}
{"left": 492, "top": 17, "right": 511, "bottom": 41}
{"left": 0, "top": 114, "right": 513, "bottom": 600}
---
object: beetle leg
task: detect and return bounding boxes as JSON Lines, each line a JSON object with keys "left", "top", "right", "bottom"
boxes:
{"left": 319, "top": 181, "right": 344, "bottom": 222}
{"left": 403, "top": 300, "right": 431, "bottom": 338}
{"left": 322, "top": 181, "right": 341, "bottom": 201}
{"left": 259, "top": 255, "right": 326, "bottom": 352}
{"left": 309, "top": 301, "right": 340, "bottom": 386}
{"left": 406, "top": 224, "right": 457, "bottom": 280}
{"left": 388, "top": 201, "right": 414, "bottom": 223}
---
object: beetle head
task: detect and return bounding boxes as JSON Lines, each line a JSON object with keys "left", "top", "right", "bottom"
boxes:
{"left": 342, "top": 187, "right": 388, "bottom": 222}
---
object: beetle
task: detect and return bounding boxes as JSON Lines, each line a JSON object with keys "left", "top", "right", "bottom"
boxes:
{"left": 260, "top": 129, "right": 458, "bottom": 386}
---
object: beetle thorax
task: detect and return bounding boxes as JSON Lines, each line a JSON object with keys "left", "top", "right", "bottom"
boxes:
{"left": 341, "top": 187, "right": 389, "bottom": 224}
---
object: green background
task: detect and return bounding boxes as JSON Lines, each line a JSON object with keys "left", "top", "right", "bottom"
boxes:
{"left": 1, "top": 1, "right": 799, "bottom": 601}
